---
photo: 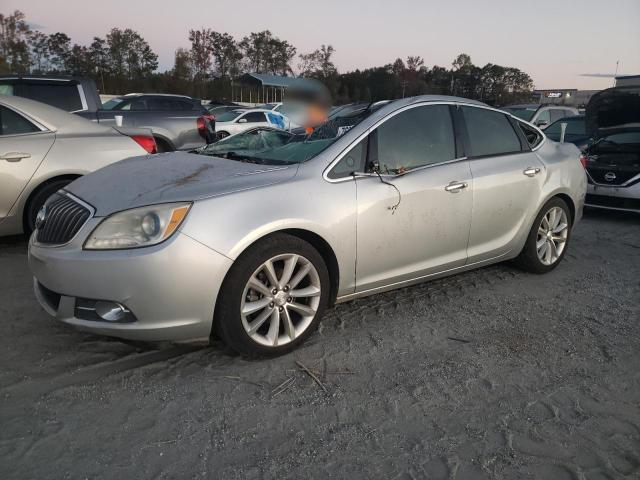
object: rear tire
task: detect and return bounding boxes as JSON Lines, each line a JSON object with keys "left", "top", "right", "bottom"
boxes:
{"left": 213, "top": 233, "right": 330, "bottom": 358}
{"left": 24, "top": 179, "right": 74, "bottom": 233}
{"left": 515, "top": 197, "right": 572, "bottom": 274}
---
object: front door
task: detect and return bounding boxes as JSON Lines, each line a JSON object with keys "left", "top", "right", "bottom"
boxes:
{"left": 354, "top": 104, "right": 473, "bottom": 293}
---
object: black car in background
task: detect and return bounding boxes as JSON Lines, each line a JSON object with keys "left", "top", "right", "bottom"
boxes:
{"left": 583, "top": 86, "right": 640, "bottom": 212}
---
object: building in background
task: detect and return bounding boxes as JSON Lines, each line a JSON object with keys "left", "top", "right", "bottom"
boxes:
{"left": 615, "top": 75, "right": 640, "bottom": 87}
{"left": 532, "top": 89, "right": 600, "bottom": 108}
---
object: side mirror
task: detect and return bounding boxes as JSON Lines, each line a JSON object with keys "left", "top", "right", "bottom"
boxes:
{"left": 238, "top": 118, "right": 247, "bottom": 123}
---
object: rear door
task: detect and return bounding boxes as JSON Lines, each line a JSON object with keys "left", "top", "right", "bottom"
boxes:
{"left": 460, "top": 105, "right": 545, "bottom": 263}
{"left": 0, "top": 105, "right": 55, "bottom": 222}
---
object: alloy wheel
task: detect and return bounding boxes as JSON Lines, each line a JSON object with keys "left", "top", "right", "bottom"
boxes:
{"left": 536, "top": 206, "right": 568, "bottom": 266}
{"left": 240, "top": 254, "right": 321, "bottom": 347}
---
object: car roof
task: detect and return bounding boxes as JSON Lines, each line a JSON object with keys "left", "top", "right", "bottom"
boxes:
{"left": 0, "top": 74, "right": 85, "bottom": 82}
{"left": 123, "top": 93, "right": 194, "bottom": 99}
{"left": 0, "top": 94, "right": 107, "bottom": 133}
{"left": 504, "top": 104, "right": 539, "bottom": 109}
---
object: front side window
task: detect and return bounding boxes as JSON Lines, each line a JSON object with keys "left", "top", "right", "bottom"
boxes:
{"left": 20, "top": 83, "right": 83, "bottom": 112}
{"left": 0, "top": 106, "right": 40, "bottom": 136}
{"left": 534, "top": 109, "right": 551, "bottom": 126}
{"left": 374, "top": 105, "right": 456, "bottom": 174}
{"left": 550, "top": 109, "right": 567, "bottom": 123}
{"left": 462, "top": 106, "right": 522, "bottom": 157}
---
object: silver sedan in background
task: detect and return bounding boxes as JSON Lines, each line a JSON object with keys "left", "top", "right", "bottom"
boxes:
{"left": 28, "top": 95, "right": 587, "bottom": 357}
{"left": 0, "top": 95, "right": 156, "bottom": 236}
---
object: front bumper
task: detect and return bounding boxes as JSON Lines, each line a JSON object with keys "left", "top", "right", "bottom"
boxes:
{"left": 586, "top": 182, "right": 640, "bottom": 213}
{"left": 28, "top": 220, "right": 233, "bottom": 341}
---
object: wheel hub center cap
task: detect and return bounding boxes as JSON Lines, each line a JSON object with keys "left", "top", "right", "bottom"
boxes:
{"left": 546, "top": 231, "right": 553, "bottom": 239}
{"left": 273, "top": 291, "right": 288, "bottom": 307}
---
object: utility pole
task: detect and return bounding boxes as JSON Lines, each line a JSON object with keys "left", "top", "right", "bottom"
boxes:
{"left": 613, "top": 60, "right": 620, "bottom": 87}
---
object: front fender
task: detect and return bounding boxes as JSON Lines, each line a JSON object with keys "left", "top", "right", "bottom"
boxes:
{"left": 180, "top": 175, "right": 358, "bottom": 296}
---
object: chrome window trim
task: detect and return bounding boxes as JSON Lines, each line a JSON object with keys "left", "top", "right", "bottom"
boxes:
{"left": 33, "top": 191, "right": 95, "bottom": 249}
{"left": 323, "top": 100, "right": 517, "bottom": 183}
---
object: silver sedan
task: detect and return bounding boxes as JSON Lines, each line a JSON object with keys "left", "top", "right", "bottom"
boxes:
{"left": 0, "top": 95, "right": 156, "bottom": 236}
{"left": 28, "top": 95, "right": 587, "bottom": 357}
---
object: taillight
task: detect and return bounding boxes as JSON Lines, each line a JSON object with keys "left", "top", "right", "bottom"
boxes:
{"left": 198, "top": 114, "right": 215, "bottom": 139}
{"left": 131, "top": 135, "right": 157, "bottom": 154}
{"left": 579, "top": 154, "right": 588, "bottom": 168}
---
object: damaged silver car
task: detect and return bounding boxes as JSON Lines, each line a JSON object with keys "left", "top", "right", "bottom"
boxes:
{"left": 28, "top": 95, "right": 587, "bottom": 356}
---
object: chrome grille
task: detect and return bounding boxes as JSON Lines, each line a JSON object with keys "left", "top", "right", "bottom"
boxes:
{"left": 36, "top": 194, "right": 91, "bottom": 245}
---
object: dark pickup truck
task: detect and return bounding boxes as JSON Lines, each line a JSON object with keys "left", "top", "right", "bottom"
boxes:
{"left": 0, "top": 75, "right": 214, "bottom": 151}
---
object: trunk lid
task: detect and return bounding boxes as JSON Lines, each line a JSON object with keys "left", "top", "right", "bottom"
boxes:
{"left": 584, "top": 87, "right": 640, "bottom": 185}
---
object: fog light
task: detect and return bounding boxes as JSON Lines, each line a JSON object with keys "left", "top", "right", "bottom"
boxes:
{"left": 94, "top": 301, "right": 127, "bottom": 322}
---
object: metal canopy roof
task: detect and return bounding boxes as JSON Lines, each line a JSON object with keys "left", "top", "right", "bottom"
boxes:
{"left": 237, "top": 73, "right": 300, "bottom": 88}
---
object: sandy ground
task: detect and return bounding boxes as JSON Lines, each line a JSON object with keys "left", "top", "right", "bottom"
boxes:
{"left": 1, "top": 209, "right": 639, "bottom": 480}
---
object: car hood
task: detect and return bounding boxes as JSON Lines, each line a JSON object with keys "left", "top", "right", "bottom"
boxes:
{"left": 66, "top": 151, "right": 298, "bottom": 216}
{"left": 586, "top": 86, "right": 640, "bottom": 137}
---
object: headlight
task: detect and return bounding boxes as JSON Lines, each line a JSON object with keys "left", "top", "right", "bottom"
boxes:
{"left": 84, "top": 202, "right": 192, "bottom": 250}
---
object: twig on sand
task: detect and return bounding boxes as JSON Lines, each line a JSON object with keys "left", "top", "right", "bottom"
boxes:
{"left": 296, "top": 360, "right": 329, "bottom": 394}
{"left": 285, "top": 368, "right": 354, "bottom": 375}
{"left": 211, "top": 375, "right": 264, "bottom": 388}
{"left": 272, "top": 376, "right": 295, "bottom": 397}
{"left": 447, "top": 337, "right": 471, "bottom": 344}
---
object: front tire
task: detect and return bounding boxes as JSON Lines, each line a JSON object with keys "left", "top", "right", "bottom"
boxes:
{"left": 515, "top": 197, "right": 572, "bottom": 274}
{"left": 214, "top": 233, "right": 330, "bottom": 357}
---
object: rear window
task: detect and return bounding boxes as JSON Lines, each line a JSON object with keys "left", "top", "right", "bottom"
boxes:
{"left": 20, "top": 83, "right": 83, "bottom": 112}
{"left": 601, "top": 132, "right": 640, "bottom": 144}
{"left": 146, "top": 97, "right": 196, "bottom": 111}
{"left": 462, "top": 106, "right": 522, "bottom": 157}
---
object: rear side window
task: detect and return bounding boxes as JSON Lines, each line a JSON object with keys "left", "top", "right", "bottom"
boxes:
{"left": 516, "top": 120, "right": 543, "bottom": 149}
{"left": 20, "top": 83, "right": 83, "bottom": 112}
{"left": 461, "top": 106, "right": 522, "bottom": 157}
{"left": 374, "top": 104, "right": 456, "bottom": 174}
{"left": 0, "top": 106, "right": 40, "bottom": 135}
{"left": 243, "top": 112, "right": 267, "bottom": 123}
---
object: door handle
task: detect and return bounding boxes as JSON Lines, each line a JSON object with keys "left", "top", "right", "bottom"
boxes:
{"left": 444, "top": 181, "right": 468, "bottom": 193}
{"left": 0, "top": 152, "right": 31, "bottom": 162}
{"left": 523, "top": 167, "right": 541, "bottom": 177}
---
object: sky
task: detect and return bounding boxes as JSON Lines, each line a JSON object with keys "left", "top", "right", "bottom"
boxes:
{"left": 6, "top": 0, "right": 640, "bottom": 90}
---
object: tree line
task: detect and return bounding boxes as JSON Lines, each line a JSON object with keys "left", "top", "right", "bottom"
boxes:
{"left": 0, "top": 10, "right": 533, "bottom": 106}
